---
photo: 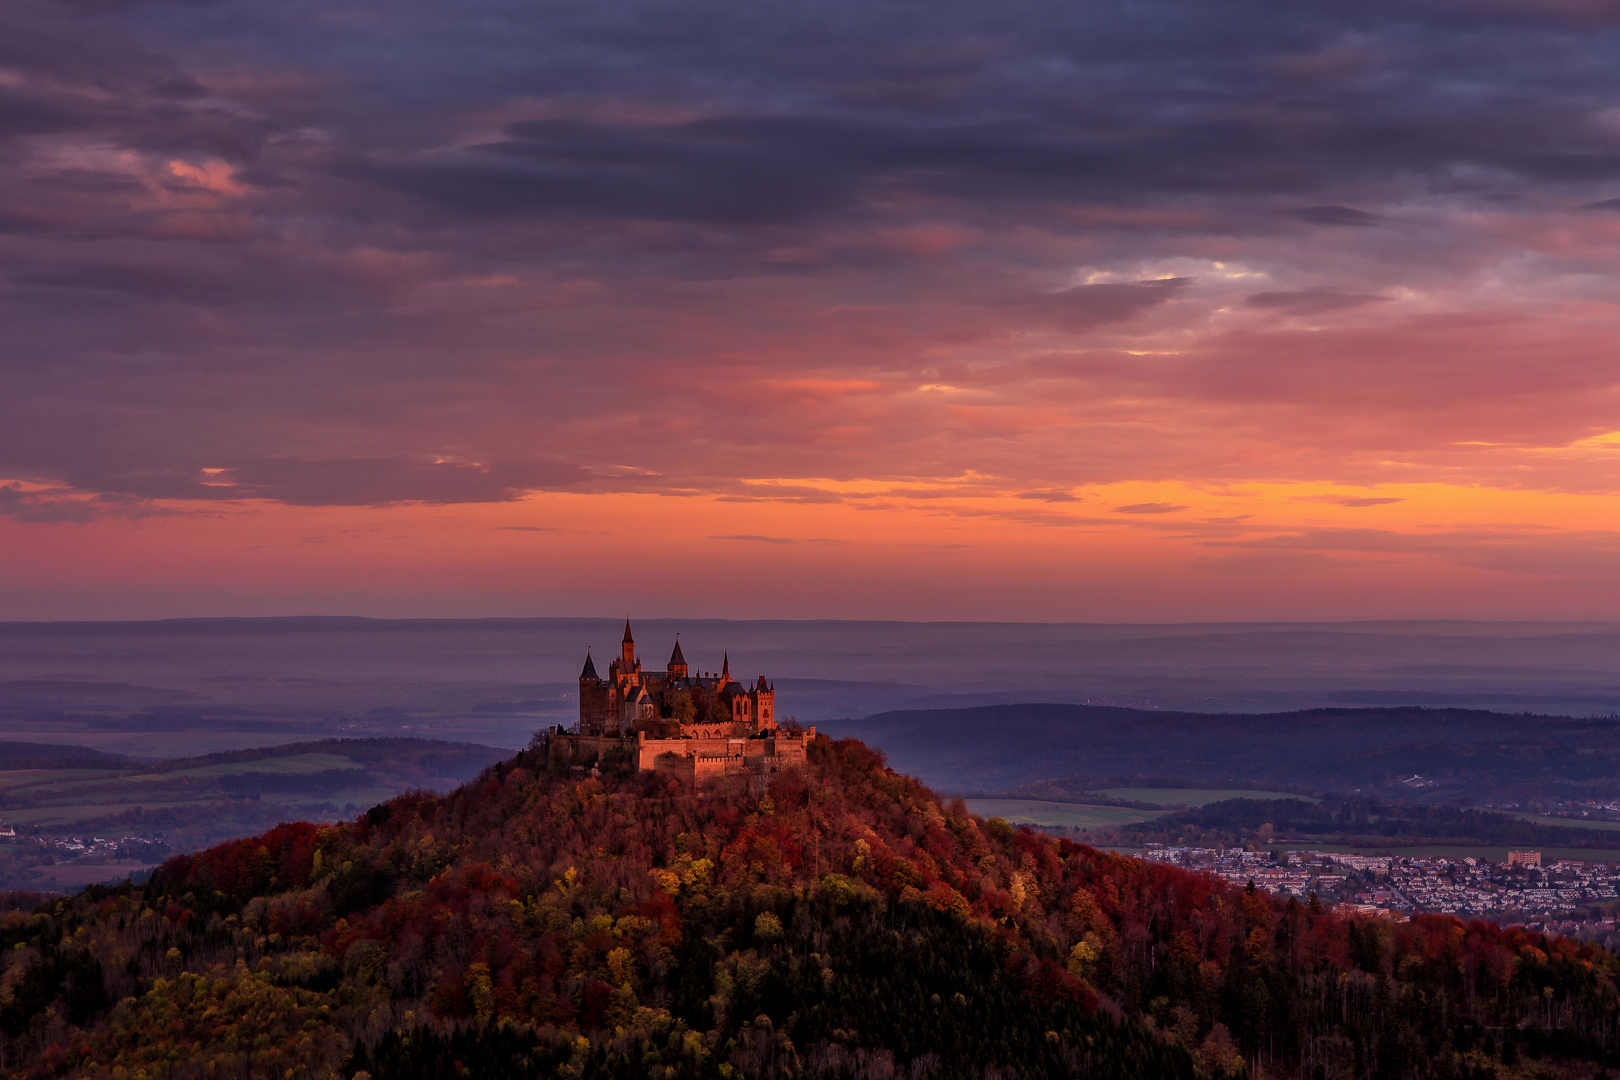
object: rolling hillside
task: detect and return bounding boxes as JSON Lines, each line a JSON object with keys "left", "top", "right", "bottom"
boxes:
{"left": 1, "top": 737, "right": 1617, "bottom": 1077}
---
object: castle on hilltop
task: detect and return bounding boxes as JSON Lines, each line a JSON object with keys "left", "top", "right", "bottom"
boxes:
{"left": 541, "top": 620, "right": 814, "bottom": 784}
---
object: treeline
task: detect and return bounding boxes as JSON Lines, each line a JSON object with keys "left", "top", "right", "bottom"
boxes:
{"left": 1126, "top": 796, "right": 1620, "bottom": 850}
{"left": 2, "top": 740, "right": 1620, "bottom": 1077}
{"left": 216, "top": 769, "right": 371, "bottom": 797}
{"left": 152, "top": 737, "right": 504, "bottom": 779}
{"left": 0, "top": 742, "right": 127, "bottom": 771}
{"left": 1002, "top": 776, "right": 1325, "bottom": 805}
{"left": 0, "top": 774, "right": 365, "bottom": 813}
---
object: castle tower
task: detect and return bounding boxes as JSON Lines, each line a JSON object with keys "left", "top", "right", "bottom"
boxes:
{"left": 621, "top": 619, "right": 635, "bottom": 666}
{"left": 753, "top": 674, "right": 775, "bottom": 728}
{"left": 577, "top": 649, "right": 610, "bottom": 733}
{"left": 667, "top": 638, "right": 688, "bottom": 679}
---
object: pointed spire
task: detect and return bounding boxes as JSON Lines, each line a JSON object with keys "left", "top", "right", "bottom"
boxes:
{"left": 580, "top": 650, "right": 599, "bottom": 680}
{"left": 721, "top": 652, "right": 730, "bottom": 681}
{"left": 622, "top": 618, "right": 634, "bottom": 644}
{"left": 668, "top": 639, "right": 686, "bottom": 667}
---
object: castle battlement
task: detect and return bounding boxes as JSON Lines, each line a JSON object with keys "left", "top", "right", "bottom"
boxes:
{"left": 542, "top": 620, "right": 812, "bottom": 784}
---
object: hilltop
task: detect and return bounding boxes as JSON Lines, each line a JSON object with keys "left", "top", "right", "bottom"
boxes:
{"left": 1, "top": 737, "right": 1618, "bottom": 1078}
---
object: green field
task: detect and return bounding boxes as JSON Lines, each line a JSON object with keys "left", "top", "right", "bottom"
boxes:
{"left": 966, "top": 799, "right": 1163, "bottom": 829}
{"left": 0, "top": 770, "right": 125, "bottom": 798}
{"left": 1091, "top": 787, "right": 1318, "bottom": 806}
{"left": 4, "top": 800, "right": 218, "bottom": 826}
{"left": 0, "top": 769, "right": 122, "bottom": 789}
{"left": 0, "top": 749, "right": 421, "bottom": 832}
{"left": 122, "top": 751, "right": 357, "bottom": 783}
{"left": 171, "top": 751, "right": 355, "bottom": 777}
{"left": 0, "top": 752, "right": 358, "bottom": 804}
{"left": 1498, "top": 810, "right": 1620, "bottom": 833}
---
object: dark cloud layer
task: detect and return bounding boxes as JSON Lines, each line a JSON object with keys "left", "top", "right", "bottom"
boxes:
{"left": 1285, "top": 206, "right": 1383, "bottom": 228}
{"left": 2, "top": 0, "right": 1620, "bottom": 515}
{"left": 1246, "top": 288, "right": 1392, "bottom": 314}
{"left": 374, "top": 104, "right": 1620, "bottom": 226}
{"left": 221, "top": 458, "right": 591, "bottom": 506}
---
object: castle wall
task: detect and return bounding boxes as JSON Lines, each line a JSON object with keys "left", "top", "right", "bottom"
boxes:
{"left": 545, "top": 729, "right": 629, "bottom": 764}
{"left": 635, "top": 728, "right": 815, "bottom": 780}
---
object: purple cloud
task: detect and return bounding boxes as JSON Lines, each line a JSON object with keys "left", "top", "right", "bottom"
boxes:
{"left": 3, "top": 0, "right": 1620, "bottom": 526}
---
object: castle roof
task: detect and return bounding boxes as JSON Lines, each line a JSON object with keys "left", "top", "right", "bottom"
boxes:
{"left": 668, "top": 639, "right": 686, "bottom": 667}
{"left": 580, "top": 651, "right": 599, "bottom": 680}
{"left": 622, "top": 619, "right": 634, "bottom": 644}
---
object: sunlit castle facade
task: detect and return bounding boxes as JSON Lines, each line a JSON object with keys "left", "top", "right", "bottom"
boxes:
{"left": 542, "top": 620, "right": 814, "bottom": 784}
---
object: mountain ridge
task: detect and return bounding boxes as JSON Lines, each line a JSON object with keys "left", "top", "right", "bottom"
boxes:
{"left": 826, "top": 703, "right": 1620, "bottom": 799}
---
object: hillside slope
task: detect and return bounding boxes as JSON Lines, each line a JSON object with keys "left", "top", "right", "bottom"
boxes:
{"left": 0, "top": 738, "right": 1617, "bottom": 1078}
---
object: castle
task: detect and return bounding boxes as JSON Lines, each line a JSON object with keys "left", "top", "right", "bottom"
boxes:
{"left": 542, "top": 621, "right": 815, "bottom": 784}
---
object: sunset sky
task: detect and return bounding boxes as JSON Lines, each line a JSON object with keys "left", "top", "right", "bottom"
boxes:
{"left": 5, "top": 0, "right": 1620, "bottom": 621}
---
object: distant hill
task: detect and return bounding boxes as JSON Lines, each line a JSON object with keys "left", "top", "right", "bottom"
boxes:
{"left": 147, "top": 736, "right": 505, "bottom": 784}
{"left": 2, "top": 737, "right": 1620, "bottom": 1078}
{"left": 13, "top": 617, "right": 1620, "bottom": 729}
{"left": 0, "top": 737, "right": 510, "bottom": 891}
{"left": 1124, "top": 795, "right": 1620, "bottom": 851}
{"left": 0, "top": 740, "right": 128, "bottom": 770}
{"left": 823, "top": 703, "right": 1620, "bottom": 800}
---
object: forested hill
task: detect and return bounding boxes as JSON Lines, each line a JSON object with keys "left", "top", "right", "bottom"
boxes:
{"left": 3, "top": 740, "right": 1620, "bottom": 1079}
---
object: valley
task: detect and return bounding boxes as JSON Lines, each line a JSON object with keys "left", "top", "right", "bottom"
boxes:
{"left": 0, "top": 739, "right": 504, "bottom": 892}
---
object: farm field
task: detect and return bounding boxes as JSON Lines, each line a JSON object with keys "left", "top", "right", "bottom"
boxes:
{"left": 1091, "top": 787, "right": 1319, "bottom": 806}
{"left": 0, "top": 738, "right": 505, "bottom": 892}
{"left": 136, "top": 751, "right": 358, "bottom": 780}
{"left": 1498, "top": 811, "right": 1620, "bottom": 832}
{"left": 0, "top": 769, "right": 119, "bottom": 790}
{"left": 6, "top": 800, "right": 220, "bottom": 826}
{"left": 965, "top": 798, "right": 1163, "bottom": 829}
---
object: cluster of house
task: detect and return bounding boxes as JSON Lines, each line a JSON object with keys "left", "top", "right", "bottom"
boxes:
{"left": 1141, "top": 845, "right": 1620, "bottom": 921}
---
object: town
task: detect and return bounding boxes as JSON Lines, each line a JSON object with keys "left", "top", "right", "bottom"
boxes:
{"left": 1141, "top": 844, "right": 1620, "bottom": 939}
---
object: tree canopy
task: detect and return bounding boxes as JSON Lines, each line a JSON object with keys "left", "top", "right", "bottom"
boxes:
{"left": 1, "top": 737, "right": 1618, "bottom": 1079}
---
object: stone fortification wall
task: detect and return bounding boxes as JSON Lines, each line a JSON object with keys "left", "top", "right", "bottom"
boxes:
{"left": 633, "top": 727, "right": 815, "bottom": 785}
{"left": 542, "top": 724, "right": 815, "bottom": 786}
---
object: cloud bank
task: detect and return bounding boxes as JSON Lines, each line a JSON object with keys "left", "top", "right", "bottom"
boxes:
{"left": 3, "top": 0, "right": 1620, "bottom": 616}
